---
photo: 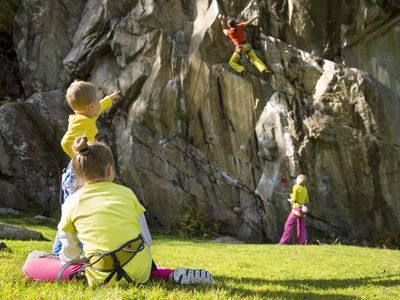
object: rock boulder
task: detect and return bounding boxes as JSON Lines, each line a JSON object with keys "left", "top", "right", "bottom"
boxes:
{"left": 4, "top": 0, "right": 399, "bottom": 243}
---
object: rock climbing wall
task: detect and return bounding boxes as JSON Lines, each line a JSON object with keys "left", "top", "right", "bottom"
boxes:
{"left": 1, "top": 0, "right": 398, "bottom": 243}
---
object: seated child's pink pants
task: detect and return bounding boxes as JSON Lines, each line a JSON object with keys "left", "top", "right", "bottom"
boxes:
{"left": 23, "top": 257, "right": 83, "bottom": 281}
{"left": 23, "top": 256, "right": 173, "bottom": 282}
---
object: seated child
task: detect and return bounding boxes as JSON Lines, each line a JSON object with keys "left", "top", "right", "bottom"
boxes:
{"left": 24, "top": 138, "right": 213, "bottom": 286}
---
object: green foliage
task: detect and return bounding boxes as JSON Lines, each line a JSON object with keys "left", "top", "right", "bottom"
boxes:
{"left": 372, "top": 233, "right": 400, "bottom": 249}
{"left": 1, "top": 216, "right": 400, "bottom": 299}
{"left": 173, "top": 205, "right": 208, "bottom": 237}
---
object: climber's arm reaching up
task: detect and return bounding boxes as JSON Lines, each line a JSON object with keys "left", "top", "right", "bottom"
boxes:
{"left": 242, "top": 14, "right": 259, "bottom": 27}
{"left": 218, "top": 14, "right": 227, "bottom": 30}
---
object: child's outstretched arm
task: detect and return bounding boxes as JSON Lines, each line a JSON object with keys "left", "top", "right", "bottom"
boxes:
{"left": 108, "top": 90, "right": 120, "bottom": 103}
{"left": 99, "top": 90, "right": 120, "bottom": 114}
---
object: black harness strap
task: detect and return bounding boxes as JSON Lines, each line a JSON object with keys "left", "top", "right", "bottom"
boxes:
{"left": 103, "top": 253, "right": 133, "bottom": 285}
{"left": 57, "top": 236, "right": 144, "bottom": 285}
{"left": 90, "top": 236, "right": 144, "bottom": 284}
{"left": 57, "top": 258, "right": 87, "bottom": 284}
{"left": 235, "top": 42, "right": 252, "bottom": 55}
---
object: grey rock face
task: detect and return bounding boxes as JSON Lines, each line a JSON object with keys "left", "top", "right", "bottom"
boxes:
{"left": 14, "top": 0, "right": 86, "bottom": 94}
{"left": 5, "top": 0, "right": 399, "bottom": 242}
{"left": 0, "top": 208, "right": 21, "bottom": 215}
{"left": 0, "top": 180, "right": 28, "bottom": 210}
{"left": 342, "top": 15, "right": 400, "bottom": 104}
{"left": 256, "top": 37, "right": 400, "bottom": 241}
{"left": 0, "top": 99, "right": 66, "bottom": 214}
{"left": 264, "top": 0, "right": 400, "bottom": 121}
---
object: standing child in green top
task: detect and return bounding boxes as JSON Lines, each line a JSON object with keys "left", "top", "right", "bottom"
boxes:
{"left": 279, "top": 174, "right": 309, "bottom": 245}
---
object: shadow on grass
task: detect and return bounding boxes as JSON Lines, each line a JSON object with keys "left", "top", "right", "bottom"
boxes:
{"left": 17, "top": 271, "right": 399, "bottom": 299}
{"left": 214, "top": 274, "right": 400, "bottom": 299}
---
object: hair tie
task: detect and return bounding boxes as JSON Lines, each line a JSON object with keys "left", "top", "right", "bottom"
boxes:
{"left": 75, "top": 136, "right": 90, "bottom": 156}
{"left": 80, "top": 147, "right": 90, "bottom": 156}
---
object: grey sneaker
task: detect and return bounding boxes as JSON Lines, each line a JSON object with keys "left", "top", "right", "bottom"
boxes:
{"left": 26, "top": 250, "right": 52, "bottom": 260}
{"left": 171, "top": 268, "right": 214, "bottom": 285}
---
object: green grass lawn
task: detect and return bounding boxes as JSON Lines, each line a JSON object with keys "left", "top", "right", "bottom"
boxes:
{"left": 0, "top": 216, "right": 399, "bottom": 300}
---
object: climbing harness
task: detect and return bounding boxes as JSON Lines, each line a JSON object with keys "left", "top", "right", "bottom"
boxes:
{"left": 56, "top": 258, "right": 87, "bottom": 283}
{"left": 235, "top": 42, "right": 252, "bottom": 55}
{"left": 57, "top": 236, "right": 145, "bottom": 285}
{"left": 289, "top": 200, "right": 309, "bottom": 217}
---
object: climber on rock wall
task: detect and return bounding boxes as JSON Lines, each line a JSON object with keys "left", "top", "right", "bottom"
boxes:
{"left": 218, "top": 13, "right": 270, "bottom": 75}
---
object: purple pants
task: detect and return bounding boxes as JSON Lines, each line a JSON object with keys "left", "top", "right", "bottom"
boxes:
{"left": 279, "top": 207, "right": 307, "bottom": 244}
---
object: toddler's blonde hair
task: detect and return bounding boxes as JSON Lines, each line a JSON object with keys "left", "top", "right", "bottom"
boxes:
{"left": 66, "top": 80, "right": 97, "bottom": 111}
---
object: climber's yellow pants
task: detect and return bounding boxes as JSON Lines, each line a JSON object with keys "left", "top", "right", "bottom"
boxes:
{"left": 229, "top": 43, "right": 267, "bottom": 74}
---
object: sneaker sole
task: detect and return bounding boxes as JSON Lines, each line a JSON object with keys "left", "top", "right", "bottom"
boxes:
{"left": 172, "top": 268, "right": 214, "bottom": 285}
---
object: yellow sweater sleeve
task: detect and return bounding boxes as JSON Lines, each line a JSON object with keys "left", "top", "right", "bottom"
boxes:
{"left": 99, "top": 96, "right": 112, "bottom": 114}
{"left": 61, "top": 121, "right": 83, "bottom": 158}
{"left": 58, "top": 197, "right": 77, "bottom": 234}
{"left": 61, "top": 116, "right": 96, "bottom": 158}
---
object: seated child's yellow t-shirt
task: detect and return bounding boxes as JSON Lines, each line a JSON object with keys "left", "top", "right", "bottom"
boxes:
{"left": 58, "top": 181, "right": 152, "bottom": 286}
{"left": 61, "top": 97, "right": 112, "bottom": 158}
